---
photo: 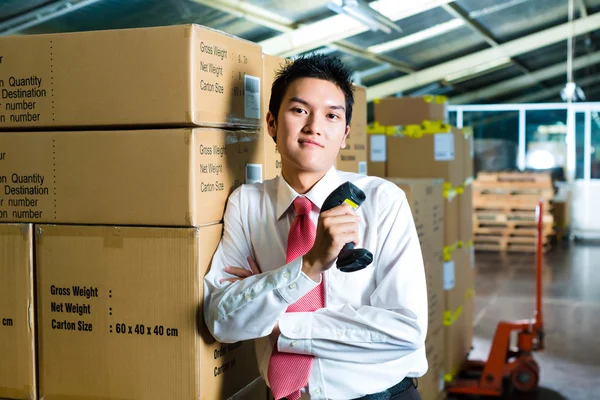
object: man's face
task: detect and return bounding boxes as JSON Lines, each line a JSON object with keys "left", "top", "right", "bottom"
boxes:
{"left": 267, "top": 77, "right": 349, "bottom": 174}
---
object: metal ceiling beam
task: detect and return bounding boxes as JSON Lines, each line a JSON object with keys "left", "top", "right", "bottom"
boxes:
{"left": 0, "top": 0, "right": 103, "bottom": 35}
{"left": 258, "top": 0, "right": 454, "bottom": 57}
{"left": 332, "top": 40, "right": 415, "bottom": 73}
{"left": 468, "top": 0, "right": 532, "bottom": 19}
{"left": 193, "top": 0, "right": 416, "bottom": 74}
{"left": 441, "top": 2, "right": 536, "bottom": 79}
{"left": 577, "top": 0, "right": 588, "bottom": 17}
{"left": 508, "top": 73, "right": 600, "bottom": 103}
{"left": 367, "top": 12, "right": 600, "bottom": 101}
{"left": 450, "top": 51, "right": 600, "bottom": 104}
{"left": 189, "top": 0, "right": 297, "bottom": 33}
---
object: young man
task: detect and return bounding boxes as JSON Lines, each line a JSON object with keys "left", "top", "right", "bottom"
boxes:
{"left": 204, "top": 54, "right": 427, "bottom": 400}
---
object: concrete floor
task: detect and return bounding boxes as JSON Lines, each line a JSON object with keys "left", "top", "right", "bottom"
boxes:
{"left": 450, "top": 242, "right": 600, "bottom": 400}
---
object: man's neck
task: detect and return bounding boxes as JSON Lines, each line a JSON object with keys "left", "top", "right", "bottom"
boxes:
{"left": 281, "top": 167, "right": 329, "bottom": 195}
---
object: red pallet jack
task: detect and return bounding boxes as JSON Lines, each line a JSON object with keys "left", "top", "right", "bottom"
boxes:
{"left": 447, "top": 201, "right": 545, "bottom": 397}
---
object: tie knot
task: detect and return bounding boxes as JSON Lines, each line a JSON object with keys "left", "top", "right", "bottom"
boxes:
{"left": 293, "top": 196, "right": 313, "bottom": 216}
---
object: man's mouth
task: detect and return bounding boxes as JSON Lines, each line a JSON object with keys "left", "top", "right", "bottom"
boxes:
{"left": 299, "top": 139, "right": 324, "bottom": 148}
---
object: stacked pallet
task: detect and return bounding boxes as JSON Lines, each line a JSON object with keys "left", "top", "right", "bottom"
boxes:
{"left": 473, "top": 172, "right": 554, "bottom": 253}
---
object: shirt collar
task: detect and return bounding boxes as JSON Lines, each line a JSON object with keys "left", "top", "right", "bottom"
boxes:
{"left": 276, "top": 166, "right": 342, "bottom": 220}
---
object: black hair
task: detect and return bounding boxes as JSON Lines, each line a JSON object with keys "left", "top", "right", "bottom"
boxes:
{"left": 268, "top": 54, "right": 355, "bottom": 127}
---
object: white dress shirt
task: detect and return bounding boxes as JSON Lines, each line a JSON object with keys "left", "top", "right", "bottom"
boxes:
{"left": 204, "top": 167, "right": 428, "bottom": 400}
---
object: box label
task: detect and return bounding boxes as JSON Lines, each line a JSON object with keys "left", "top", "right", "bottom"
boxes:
{"left": 434, "top": 133, "right": 454, "bottom": 161}
{"left": 469, "top": 134, "right": 474, "bottom": 158}
{"left": 0, "top": 75, "right": 48, "bottom": 126}
{"left": 244, "top": 75, "right": 260, "bottom": 119}
{"left": 0, "top": 164, "right": 52, "bottom": 221}
{"left": 358, "top": 161, "right": 367, "bottom": 175}
{"left": 246, "top": 163, "right": 263, "bottom": 184}
{"left": 370, "top": 135, "right": 386, "bottom": 162}
{"left": 443, "top": 261, "right": 455, "bottom": 290}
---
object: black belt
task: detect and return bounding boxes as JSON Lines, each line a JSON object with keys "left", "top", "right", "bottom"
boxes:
{"left": 353, "top": 377, "right": 417, "bottom": 400}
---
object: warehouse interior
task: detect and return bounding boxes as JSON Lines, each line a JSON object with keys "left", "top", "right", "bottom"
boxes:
{"left": 1, "top": 1, "right": 599, "bottom": 400}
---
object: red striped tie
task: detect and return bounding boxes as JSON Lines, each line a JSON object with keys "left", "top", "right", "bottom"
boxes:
{"left": 268, "top": 196, "right": 324, "bottom": 400}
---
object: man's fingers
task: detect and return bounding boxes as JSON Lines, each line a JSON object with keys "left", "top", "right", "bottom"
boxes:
{"left": 220, "top": 278, "right": 242, "bottom": 284}
{"left": 224, "top": 266, "right": 253, "bottom": 278}
{"left": 321, "top": 203, "right": 356, "bottom": 217}
{"left": 247, "top": 256, "right": 262, "bottom": 275}
{"left": 322, "top": 214, "right": 360, "bottom": 228}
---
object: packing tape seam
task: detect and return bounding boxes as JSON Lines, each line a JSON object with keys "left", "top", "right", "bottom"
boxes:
{"left": 444, "top": 363, "right": 462, "bottom": 383}
{"left": 423, "top": 95, "right": 447, "bottom": 104}
{"left": 465, "top": 288, "right": 476, "bottom": 300}
{"left": 443, "top": 243, "right": 459, "bottom": 261}
{"left": 443, "top": 305, "right": 463, "bottom": 327}
{"left": 402, "top": 121, "right": 451, "bottom": 137}
{"left": 367, "top": 121, "right": 397, "bottom": 135}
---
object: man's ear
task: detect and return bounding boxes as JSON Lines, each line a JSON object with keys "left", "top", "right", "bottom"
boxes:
{"left": 341, "top": 125, "right": 350, "bottom": 149}
{"left": 266, "top": 111, "right": 277, "bottom": 140}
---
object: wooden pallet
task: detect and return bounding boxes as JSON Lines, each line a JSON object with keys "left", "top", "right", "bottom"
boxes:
{"left": 474, "top": 211, "right": 554, "bottom": 224}
{"left": 474, "top": 201, "right": 553, "bottom": 214}
{"left": 473, "top": 188, "right": 554, "bottom": 200}
{"left": 474, "top": 243, "right": 551, "bottom": 253}
{"left": 474, "top": 234, "right": 552, "bottom": 245}
{"left": 476, "top": 171, "right": 552, "bottom": 185}
{"left": 474, "top": 227, "right": 554, "bottom": 237}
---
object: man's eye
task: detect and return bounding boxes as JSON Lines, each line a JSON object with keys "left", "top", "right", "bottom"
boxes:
{"left": 293, "top": 108, "right": 306, "bottom": 114}
{"left": 328, "top": 114, "right": 339, "bottom": 119}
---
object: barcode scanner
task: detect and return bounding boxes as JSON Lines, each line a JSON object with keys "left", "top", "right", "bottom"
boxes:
{"left": 321, "top": 181, "right": 373, "bottom": 273}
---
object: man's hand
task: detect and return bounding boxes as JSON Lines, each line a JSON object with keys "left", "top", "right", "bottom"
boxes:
{"left": 303, "top": 204, "right": 360, "bottom": 282}
{"left": 220, "top": 256, "right": 261, "bottom": 284}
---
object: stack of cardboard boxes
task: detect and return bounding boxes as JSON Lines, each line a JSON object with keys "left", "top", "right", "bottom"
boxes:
{"left": 368, "top": 96, "right": 475, "bottom": 398}
{"left": 0, "top": 24, "right": 310, "bottom": 400}
{"left": 386, "top": 179, "right": 445, "bottom": 400}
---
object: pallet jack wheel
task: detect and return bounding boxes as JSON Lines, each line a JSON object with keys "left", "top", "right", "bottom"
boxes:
{"left": 511, "top": 363, "right": 539, "bottom": 392}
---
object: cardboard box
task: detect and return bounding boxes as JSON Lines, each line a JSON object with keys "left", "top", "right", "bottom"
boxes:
{"left": 261, "top": 54, "right": 286, "bottom": 180}
{"left": 35, "top": 224, "right": 260, "bottom": 400}
{"left": 386, "top": 128, "right": 465, "bottom": 188}
{"left": 386, "top": 178, "right": 444, "bottom": 256}
{"left": 419, "top": 326, "right": 445, "bottom": 400}
{"left": 337, "top": 85, "right": 368, "bottom": 174}
{"left": 445, "top": 194, "right": 460, "bottom": 248}
{"left": 367, "top": 134, "right": 386, "bottom": 177}
{"left": 0, "top": 128, "right": 260, "bottom": 226}
{"left": 458, "top": 185, "right": 473, "bottom": 245}
{"left": 374, "top": 96, "right": 447, "bottom": 126}
{"left": 444, "top": 247, "right": 473, "bottom": 379}
{"left": 0, "top": 25, "right": 262, "bottom": 130}
{"left": 230, "top": 377, "right": 268, "bottom": 400}
{"left": 425, "top": 255, "right": 444, "bottom": 339}
{"left": 462, "top": 129, "right": 474, "bottom": 182}
{"left": 0, "top": 224, "right": 36, "bottom": 400}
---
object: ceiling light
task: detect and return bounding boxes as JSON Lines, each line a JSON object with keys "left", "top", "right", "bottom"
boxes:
{"left": 368, "top": 19, "right": 464, "bottom": 54}
{"left": 328, "top": 0, "right": 402, "bottom": 34}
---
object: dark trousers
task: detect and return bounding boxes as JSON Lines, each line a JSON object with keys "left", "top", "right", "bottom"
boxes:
{"left": 353, "top": 378, "right": 421, "bottom": 400}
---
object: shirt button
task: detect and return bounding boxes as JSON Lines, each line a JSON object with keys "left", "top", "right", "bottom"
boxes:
{"left": 244, "top": 293, "right": 251, "bottom": 301}
{"left": 289, "top": 283, "right": 297, "bottom": 289}
{"left": 337, "top": 331, "right": 343, "bottom": 338}
{"left": 283, "top": 271, "right": 290, "bottom": 280}
{"left": 291, "top": 341, "right": 297, "bottom": 347}
{"left": 314, "top": 388, "right": 321, "bottom": 395}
